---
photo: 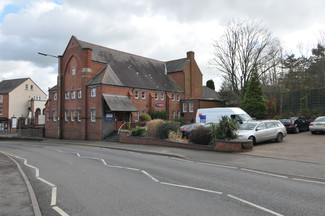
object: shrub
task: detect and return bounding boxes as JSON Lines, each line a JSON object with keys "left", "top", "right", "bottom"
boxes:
{"left": 156, "top": 121, "right": 180, "bottom": 139}
{"left": 168, "top": 131, "right": 186, "bottom": 143}
{"left": 189, "top": 126, "right": 212, "bottom": 145}
{"left": 150, "top": 111, "right": 167, "bottom": 120}
{"left": 146, "top": 119, "right": 165, "bottom": 138}
{"left": 211, "top": 116, "right": 239, "bottom": 141}
{"left": 174, "top": 117, "right": 186, "bottom": 125}
{"left": 140, "top": 114, "right": 152, "bottom": 122}
{"left": 273, "top": 115, "right": 283, "bottom": 120}
{"left": 130, "top": 126, "right": 146, "bottom": 137}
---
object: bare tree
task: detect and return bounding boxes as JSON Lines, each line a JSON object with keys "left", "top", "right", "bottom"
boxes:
{"left": 212, "top": 19, "right": 281, "bottom": 98}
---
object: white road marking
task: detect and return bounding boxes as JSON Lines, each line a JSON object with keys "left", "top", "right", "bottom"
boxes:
{"left": 51, "top": 187, "right": 57, "bottom": 206}
{"left": 101, "top": 159, "right": 107, "bottom": 165}
{"left": 227, "top": 194, "right": 284, "bottom": 216}
{"left": 141, "top": 170, "right": 160, "bottom": 183}
{"left": 12, "top": 154, "right": 69, "bottom": 216}
{"left": 241, "top": 168, "right": 288, "bottom": 179}
{"left": 198, "top": 162, "right": 238, "bottom": 169}
{"left": 161, "top": 182, "right": 223, "bottom": 195}
{"left": 53, "top": 206, "right": 69, "bottom": 216}
{"left": 292, "top": 178, "right": 325, "bottom": 185}
{"left": 37, "top": 177, "right": 56, "bottom": 187}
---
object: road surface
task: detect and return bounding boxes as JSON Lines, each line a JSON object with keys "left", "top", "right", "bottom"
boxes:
{"left": 1, "top": 141, "right": 324, "bottom": 216}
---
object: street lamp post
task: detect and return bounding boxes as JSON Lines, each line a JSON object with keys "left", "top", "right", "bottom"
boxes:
{"left": 38, "top": 52, "right": 62, "bottom": 139}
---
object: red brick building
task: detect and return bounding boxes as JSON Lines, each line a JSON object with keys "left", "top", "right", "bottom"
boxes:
{"left": 45, "top": 36, "right": 223, "bottom": 140}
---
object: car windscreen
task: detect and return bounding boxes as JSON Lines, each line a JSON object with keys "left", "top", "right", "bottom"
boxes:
{"left": 315, "top": 117, "right": 325, "bottom": 122}
{"left": 238, "top": 114, "right": 253, "bottom": 121}
{"left": 279, "top": 118, "right": 291, "bottom": 123}
{"left": 240, "top": 122, "right": 258, "bottom": 130}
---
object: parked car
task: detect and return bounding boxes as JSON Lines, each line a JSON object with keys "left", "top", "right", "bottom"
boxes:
{"left": 237, "top": 120, "right": 287, "bottom": 144}
{"left": 180, "top": 123, "right": 205, "bottom": 138}
{"left": 309, "top": 116, "right": 325, "bottom": 134}
{"left": 279, "top": 117, "right": 310, "bottom": 133}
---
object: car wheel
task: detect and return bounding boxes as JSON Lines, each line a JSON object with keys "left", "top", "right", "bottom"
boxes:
{"left": 276, "top": 133, "right": 283, "bottom": 142}
{"left": 294, "top": 127, "right": 299, "bottom": 134}
{"left": 311, "top": 131, "right": 316, "bottom": 134}
{"left": 248, "top": 136, "right": 256, "bottom": 145}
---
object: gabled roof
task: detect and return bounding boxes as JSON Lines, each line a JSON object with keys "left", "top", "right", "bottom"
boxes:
{"left": 76, "top": 37, "right": 182, "bottom": 92}
{"left": 166, "top": 58, "right": 189, "bottom": 73}
{"left": 49, "top": 85, "right": 58, "bottom": 91}
{"left": 202, "top": 86, "right": 222, "bottom": 100}
{"left": 0, "top": 78, "right": 28, "bottom": 94}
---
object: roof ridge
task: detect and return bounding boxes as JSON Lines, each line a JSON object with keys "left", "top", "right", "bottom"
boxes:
{"left": 78, "top": 39, "right": 164, "bottom": 63}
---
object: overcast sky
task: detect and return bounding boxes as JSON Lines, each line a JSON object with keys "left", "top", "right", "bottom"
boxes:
{"left": 1, "top": 0, "right": 325, "bottom": 94}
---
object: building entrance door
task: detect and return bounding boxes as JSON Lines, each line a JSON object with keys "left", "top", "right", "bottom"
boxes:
{"left": 114, "top": 112, "right": 130, "bottom": 130}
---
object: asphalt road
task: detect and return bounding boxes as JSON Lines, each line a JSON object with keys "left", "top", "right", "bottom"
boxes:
{"left": 1, "top": 141, "right": 325, "bottom": 216}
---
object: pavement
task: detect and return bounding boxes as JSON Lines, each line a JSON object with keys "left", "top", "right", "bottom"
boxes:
{"left": 1, "top": 136, "right": 325, "bottom": 215}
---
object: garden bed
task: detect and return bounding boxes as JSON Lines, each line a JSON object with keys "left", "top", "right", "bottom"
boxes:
{"left": 119, "top": 131, "right": 253, "bottom": 152}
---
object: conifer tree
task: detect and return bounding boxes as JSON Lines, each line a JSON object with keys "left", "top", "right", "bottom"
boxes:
{"left": 241, "top": 68, "right": 268, "bottom": 119}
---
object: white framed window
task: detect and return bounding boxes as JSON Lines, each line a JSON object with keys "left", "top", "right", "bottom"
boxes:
{"left": 142, "top": 90, "right": 146, "bottom": 100}
{"left": 47, "top": 110, "right": 49, "bottom": 122}
{"left": 177, "top": 111, "right": 181, "bottom": 118}
{"left": 161, "top": 92, "right": 164, "bottom": 101}
{"left": 53, "top": 92, "right": 57, "bottom": 101}
{"left": 65, "top": 110, "right": 68, "bottom": 121}
{"left": 172, "top": 94, "right": 175, "bottom": 101}
{"left": 189, "top": 102, "right": 194, "bottom": 113}
{"left": 90, "top": 109, "right": 96, "bottom": 122}
{"left": 135, "top": 89, "right": 139, "bottom": 99}
{"left": 172, "top": 110, "right": 176, "bottom": 119}
{"left": 77, "top": 89, "right": 82, "bottom": 99}
{"left": 25, "top": 84, "right": 28, "bottom": 90}
{"left": 72, "top": 66, "right": 76, "bottom": 76}
{"left": 71, "top": 109, "right": 75, "bottom": 122}
{"left": 53, "top": 110, "right": 57, "bottom": 122}
{"left": 77, "top": 109, "right": 81, "bottom": 122}
{"left": 65, "top": 91, "right": 69, "bottom": 100}
{"left": 71, "top": 89, "right": 76, "bottom": 100}
{"left": 90, "top": 88, "right": 96, "bottom": 98}
{"left": 0, "top": 95, "right": 3, "bottom": 103}
{"left": 0, "top": 105, "right": 3, "bottom": 115}
{"left": 183, "top": 103, "right": 187, "bottom": 113}
{"left": 30, "top": 85, "right": 33, "bottom": 90}
{"left": 177, "top": 94, "right": 180, "bottom": 101}
{"left": 155, "top": 91, "right": 159, "bottom": 100}
{"left": 142, "top": 109, "right": 146, "bottom": 114}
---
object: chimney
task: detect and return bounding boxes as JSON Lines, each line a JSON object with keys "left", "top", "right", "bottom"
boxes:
{"left": 187, "top": 51, "right": 195, "bottom": 60}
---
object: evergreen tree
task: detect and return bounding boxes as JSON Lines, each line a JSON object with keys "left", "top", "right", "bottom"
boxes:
{"left": 206, "top": 79, "right": 215, "bottom": 90}
{"left": 241, "top": 68, "right": 268, "bottom": 119}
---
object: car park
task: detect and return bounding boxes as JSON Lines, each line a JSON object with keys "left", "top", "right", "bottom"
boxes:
{"left": 237, "top": 120, "right": 287, "bottom": 144}
{"left": 309, "top": 116, "right": 325, "bottom": 134}
{"left": 279, "top": 117, "right": 310, "bottom": 134}
{"left": 180, "top": 123, "right": 205, "bottom": 138}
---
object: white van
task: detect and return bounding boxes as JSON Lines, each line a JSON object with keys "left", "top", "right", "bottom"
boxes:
{"left": 195, "top": 107, "right": 252, "bottom": 124}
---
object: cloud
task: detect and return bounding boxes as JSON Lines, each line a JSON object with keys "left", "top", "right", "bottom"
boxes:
{"left": 1, "top": 0, "right": 325, "bottom": 93}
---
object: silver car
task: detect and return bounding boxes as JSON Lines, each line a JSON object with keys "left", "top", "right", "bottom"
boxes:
{"left": 237, "top": 120, "right": 287, "bottom": 144}
{"left": 309, "top": 116, "right": 325, "bottom": 134}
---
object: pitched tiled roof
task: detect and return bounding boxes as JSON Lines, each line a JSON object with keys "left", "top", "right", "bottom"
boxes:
{"left": 77, "top": 38, "right": 182, "bottom": 92}
{"left": 166, "top": 58, "right": 189, "bottom": 73}
{"left": 202, "top": 86, "right": 222, "bottom": 100}
{"left": 0, "top": 78, "right": 28, "bottom": 94}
